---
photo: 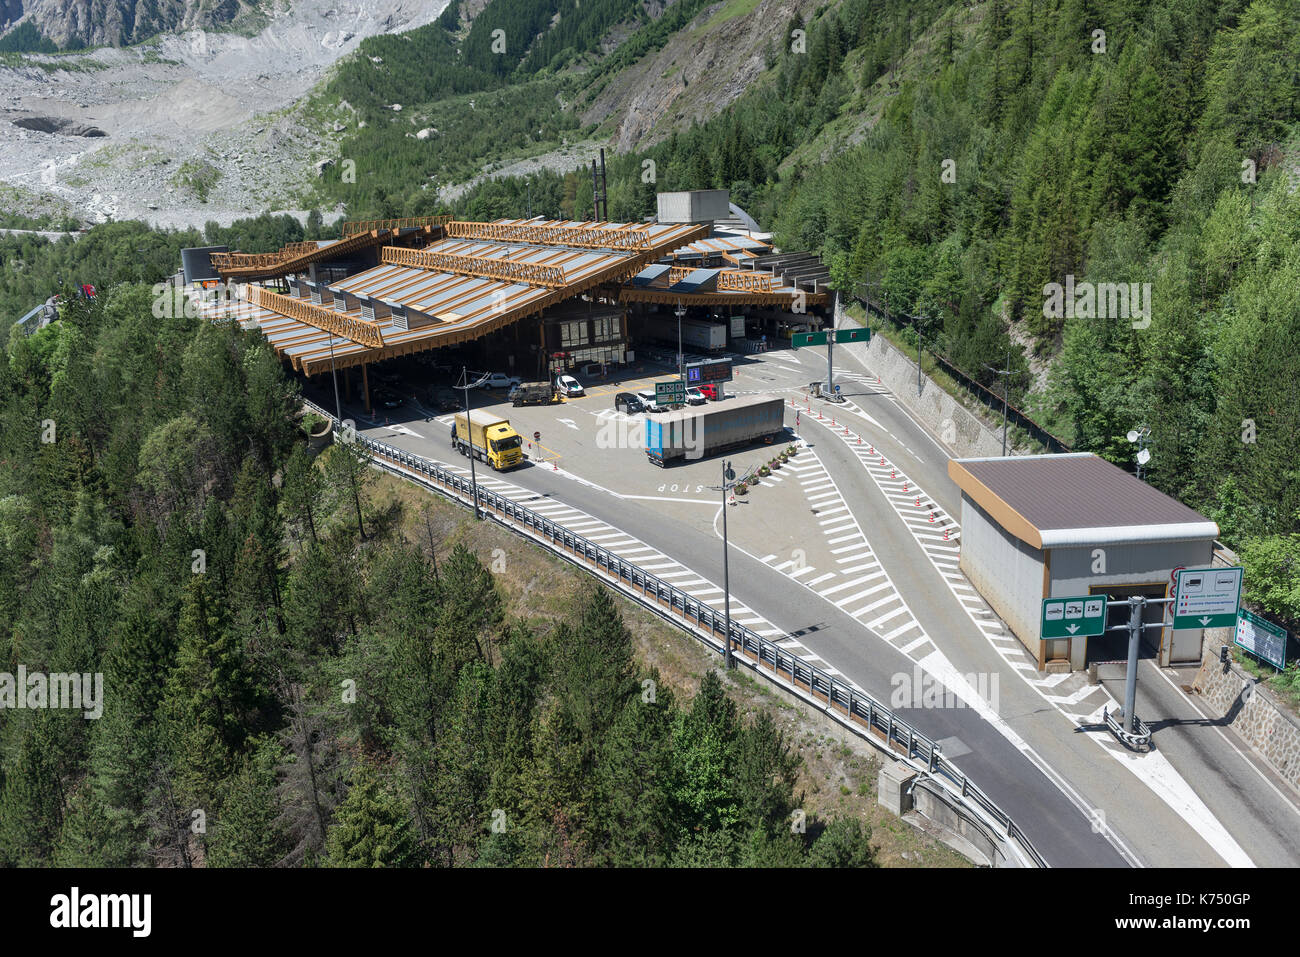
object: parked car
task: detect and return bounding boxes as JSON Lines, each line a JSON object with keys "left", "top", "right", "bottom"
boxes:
{"left": 685, "top": 387, "right": 707, "bottom": 406}
{"left": 637, "top": 389, "right": 669, "bottom": 412}
{"left": 579, "top": 362, "right": 606, "bottom": 378}
{"left": 481, "top": 372, "right": 521, "bottom": 390}
{"left": 555, "top": 374, "right": 585, "bottom": 397}
{"left": 615, "top": 392, "right": 645, "bottom": 414}
{"left": 375, "top": 389, "right": 405, "bottom": 410}
{"left": 698, "top": 383, "right": 719, "bottom": 401}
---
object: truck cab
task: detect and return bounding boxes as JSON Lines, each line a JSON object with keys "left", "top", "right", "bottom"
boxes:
{"left": 452, "top": 410, "right": 525, "bottom": 470}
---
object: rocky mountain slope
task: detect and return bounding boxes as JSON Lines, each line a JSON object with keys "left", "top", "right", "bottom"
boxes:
{"left": 6, "top": 0, "right": 263, "bottom": 48}
{"left": 0, "top": 0, "right": 448, "bottom": 227}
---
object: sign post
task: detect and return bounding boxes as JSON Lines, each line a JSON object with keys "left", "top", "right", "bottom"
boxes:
{"left": 1235, "top": 609, "right": 1288, "bottom": 670}
{"left": 792, "top": 326, "right": 869, "bottom": 403}
{"left": 686, "top": 359, "right": 732, "bottom": 401}
{"left": 1172, "top": 566, "right": 1243, "bottom": 629}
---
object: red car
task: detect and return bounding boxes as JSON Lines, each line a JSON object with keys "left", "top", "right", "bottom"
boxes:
{"left": 698, "top": 384, "right": 719, "bottom": 400}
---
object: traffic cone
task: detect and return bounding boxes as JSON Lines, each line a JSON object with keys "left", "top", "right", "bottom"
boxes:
{"left": 553, "top": 461, "right": 558, "bottom": 471}
{"left": 929, "top": 511, "right": 935, "bottom": 523}
{"left": 903, "top": 481, "right": 908, "bottom": 493}
{"left": 943, "top": 528, "right": 949, "bottom": 541}
{"left": 891, "top": 468, "right": 896, "bottom": 479}
{"left": 915, "top": 496, "right": 920, "bottom": 507}
{"left": 857, "top": 436, "right": 862, "bottom": 445}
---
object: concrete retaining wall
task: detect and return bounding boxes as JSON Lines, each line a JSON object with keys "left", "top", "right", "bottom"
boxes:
{"left": 1192, "top": 632, "right": 1300, "bottom": 790}
{"left": 838, "top": 330, "right": 1006, "bottom": 460}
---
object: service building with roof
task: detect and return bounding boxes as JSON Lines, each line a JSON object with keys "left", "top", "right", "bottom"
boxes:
{"left": 948, "top": 453, "right": 1221, "bottom": 673}
{"left": 186, "top": 208, "right": 830, "bottom": 411}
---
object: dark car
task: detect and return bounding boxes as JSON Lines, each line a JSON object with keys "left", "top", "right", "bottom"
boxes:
{"left": 615, "top": 392, "right": 645, "bottom": 414}
{"left": 376, "top": 389, "right": 405, "bottom": 410}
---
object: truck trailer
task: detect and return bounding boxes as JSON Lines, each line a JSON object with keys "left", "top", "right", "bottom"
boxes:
{"left": 452, "top": 410, "right": 524, "bottom": 471}
{"left": 641, "top": 315, "right": 728, "bottom": 353}
{"left": 644, "top": 394, "right": 785, "bottom": 466}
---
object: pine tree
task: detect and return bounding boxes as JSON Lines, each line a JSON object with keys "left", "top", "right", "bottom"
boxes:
{"left": 325, "top": 762, "right": 422, "bottom": 868}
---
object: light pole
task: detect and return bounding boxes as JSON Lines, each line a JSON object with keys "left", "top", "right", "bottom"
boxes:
{"left": 826, "top": 291, "right": 836, "bottom": 399}
{"left": 675, "top": 298, "right": 685, "bottom": 383}
{"left": 456, "top": 367, "right": 490, "bottom": 519}
{"left": 914, "top": 312, "right": 926, "bottom": 396}
{"left": 710, "top": 460, "right": 739, "bottom": 670}
{"left": 329, "top": 331, "right": 342, "bottom": 425}
{"left": 982, "top": 344, "right": 1014, "bottom": 456}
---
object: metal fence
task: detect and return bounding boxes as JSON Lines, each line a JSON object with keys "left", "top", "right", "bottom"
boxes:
{"left": 304, "top": 399, "right": 1049, "bottom": 867}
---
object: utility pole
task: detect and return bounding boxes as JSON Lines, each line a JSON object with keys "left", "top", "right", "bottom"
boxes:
{"left": 1127, "top": 426, "right": 1152, "bottom": 482}
{"left": 982, "top": 344, "right": 1014, "bottom": 456}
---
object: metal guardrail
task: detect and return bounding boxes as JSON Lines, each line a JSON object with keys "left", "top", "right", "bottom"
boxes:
{"left": 303, "top": 398, "right": 1049, "bottom": 867}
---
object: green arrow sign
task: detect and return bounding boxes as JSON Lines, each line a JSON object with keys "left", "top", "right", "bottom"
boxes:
{"left": 792, "top": 328, "right": 872, "bottom": 347}
{"left": 1173, "top": 566, "right": 1242, "bottom": 629}
{"left": 1235, "top": 608, "right": 1287, "bottom": 669}
{"left": 1041, "top": 595, "right": 1107, "bottom": 639}
{"left": 792, "top": 331, "right": 827, "bottom": 347}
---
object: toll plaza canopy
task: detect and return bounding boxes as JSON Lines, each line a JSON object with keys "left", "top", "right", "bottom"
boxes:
{"left": 196, "top": 217, "right": 826, "bottom": 376}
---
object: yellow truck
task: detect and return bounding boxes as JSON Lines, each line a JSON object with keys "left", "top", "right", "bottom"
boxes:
{"left": 451, "top": 410, "right": 524, "bottom": 471}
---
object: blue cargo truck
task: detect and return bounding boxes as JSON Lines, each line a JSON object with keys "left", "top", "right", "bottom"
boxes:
{"left": 644, "top": 394, "right": 785, "bottom": 466}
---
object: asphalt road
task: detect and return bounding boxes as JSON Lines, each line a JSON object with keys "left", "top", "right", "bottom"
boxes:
{"left": 304, "top": 340, "right": 1300, "bottom": 867}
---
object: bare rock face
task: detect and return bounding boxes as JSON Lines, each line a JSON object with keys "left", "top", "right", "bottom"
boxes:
{"left": 12, "top": 114, "right": 107, "bottom": 136}
{"left": 22, "top": 0, "right": 259, "bottom": 48}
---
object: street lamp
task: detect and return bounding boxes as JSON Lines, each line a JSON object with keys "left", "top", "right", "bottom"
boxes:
{"left": 1127, "top": 427, "right": 1152, "bottom": 482}
{"left": 709, "top": 460, "right": 740, "bottom": 670}
{"left": 455, "top": 366, "right": 491, "bottom": 519}
{"left": 982, "top": 344, "right": 1014, "bottom": 456}
{"left": 675, "top": 298, "right": 685, "bottom": 383}
{"left": 329, "top": 331, "right": 342, "bottom": 426}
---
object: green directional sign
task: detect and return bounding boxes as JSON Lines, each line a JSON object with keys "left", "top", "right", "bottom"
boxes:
{"left": 1235, "top": 608, "right": 1287, "bottom": 669}
{"left": 792, "top": 328, "right": 872, "bottom": 348}
{"left": 655, "top": 379, "right": 685, "bottom": 404}
{"left": 1173, "top": 566, "right": 1242, "bottom": 629}
{"left": 1041, "top": 595, "right": 1107, "bottom": 639}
